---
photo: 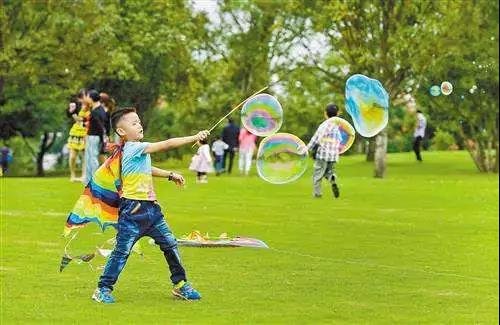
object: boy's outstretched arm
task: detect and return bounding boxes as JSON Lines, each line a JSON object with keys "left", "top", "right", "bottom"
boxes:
{"left": 152, "top": 166, "right": 185, "bottom": 187}
{"left": 144, "top": 130, "right": 209, "bottom": 154}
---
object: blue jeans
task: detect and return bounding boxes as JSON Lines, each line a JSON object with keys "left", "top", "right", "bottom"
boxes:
{"left": 214, "top": 154, "right": 224, "bottom": 173}
{"left": 98, "top": 199, "right": 186, "bottom": 291}
{"left": 84, "top": 135, "right": 101, "bottom": 185}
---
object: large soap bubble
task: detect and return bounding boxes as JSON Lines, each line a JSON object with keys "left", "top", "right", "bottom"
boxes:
{"left": 345, "top": 74, "right": 389, "bottom": 137}
{"left": 320, "top": 117, "right": 356, "bottom": 154}
{"left": 241, "top": 93, "right": 283, "bottom": 137}
{"left": 256, "top": 133, "right": 308, "bottom": 184}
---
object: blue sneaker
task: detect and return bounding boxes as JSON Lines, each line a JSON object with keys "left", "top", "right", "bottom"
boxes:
{"left": 172, "top": 281, "right": 201, "bottom": 300}
{"left": 92, "top": 287, "right": 115, "bottom": 304}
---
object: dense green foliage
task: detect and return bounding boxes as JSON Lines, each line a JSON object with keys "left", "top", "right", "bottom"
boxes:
{"left": 1, "top": 151, "right": 498, "bottom": 322}
{"left": 1, "top": 0, "right": 498, "bottom": 174}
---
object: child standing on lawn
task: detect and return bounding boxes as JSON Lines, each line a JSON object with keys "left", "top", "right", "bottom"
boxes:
{"left": 92, "top": 107, "right": 209, "bottom": 303}
{"left": 189, "top": 138, "right": 213, "bottom": 183}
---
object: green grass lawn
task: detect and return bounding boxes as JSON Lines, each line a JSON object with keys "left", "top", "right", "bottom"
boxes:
{"left": 1, "top": 151, "right": 498, "bottom": 324}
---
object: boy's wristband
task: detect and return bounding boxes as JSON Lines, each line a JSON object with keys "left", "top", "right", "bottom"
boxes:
{"left": 167, "top": 172, "right": 174, "bottom": 181}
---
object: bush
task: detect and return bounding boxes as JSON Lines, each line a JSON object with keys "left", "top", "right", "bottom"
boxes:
{"left": 3, "top": 137, "right": 37, "bottom": 176}
{"left": 388, "top": 134, "right": 414, "bottom": 153}
{"left": 430, "top": 129, "right": 456, "bottom": 151}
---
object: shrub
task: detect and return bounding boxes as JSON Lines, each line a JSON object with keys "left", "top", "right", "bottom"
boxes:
{"left": 431, "top": 129, "right": 456, "bottom": 151}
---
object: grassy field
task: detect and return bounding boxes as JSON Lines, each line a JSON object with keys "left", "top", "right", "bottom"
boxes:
{"left": 0, "top": 151, "right": 498, "bottom": 324}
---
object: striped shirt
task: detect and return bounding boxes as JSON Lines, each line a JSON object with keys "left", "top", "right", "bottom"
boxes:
{"left": 307, "top": 119, "right": 341, "bottom": 162}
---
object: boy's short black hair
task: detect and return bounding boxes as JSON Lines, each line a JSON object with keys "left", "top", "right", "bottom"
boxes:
{"left": 416, "top": 109, "right": 422, "bottom": 113}
{"left": 88, "top": 89, "right": 100, "bottom": 102}
{"left": 199, "top": 138, "right": 208, "bottom": 145}
{"left": 111, "top": 107, "right": 137, "bottom": 131}
{"left": 325, "top": 103, "right": 339, "bottom": 118}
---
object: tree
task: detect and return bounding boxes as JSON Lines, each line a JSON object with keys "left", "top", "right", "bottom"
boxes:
{"left": 0, "top": 1, "right": 206, "bottom": 174}
{"left": 0, "top": 1, "right": 137, "bottom": 175}
{"left": 413, "top": 0, "right": 499, "bottom": 173}
{"left": 287, "top": 0, "right": 450, "bottom": 177}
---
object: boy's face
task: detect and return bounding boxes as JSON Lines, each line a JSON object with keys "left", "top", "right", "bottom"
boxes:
{"left": 116, "top": 112, "right": 143, "bottom": 141}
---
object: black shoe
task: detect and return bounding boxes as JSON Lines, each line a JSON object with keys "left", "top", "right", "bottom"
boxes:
{"left": 313, "top": 194, "right": 322, "bottom": 198}
{"left": 332, "top": 183, "right": 340, "bottom": 198}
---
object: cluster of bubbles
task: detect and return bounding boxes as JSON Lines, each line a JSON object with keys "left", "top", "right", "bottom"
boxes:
{"left": 241, "top": 94, "right": 307, "bottom": 185}
{"left": 429, "top": 81, "right": 453, "bottom": 96}
{"left": 469, "top": 85, "right": 478, "bottom": 94}
{"left": 243, "top": 73, "right": 389, "bottom": 185}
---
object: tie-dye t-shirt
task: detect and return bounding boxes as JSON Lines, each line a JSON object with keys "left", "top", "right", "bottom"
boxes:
{"left": 121, "top": 141, "right": 156, "bottom": 201}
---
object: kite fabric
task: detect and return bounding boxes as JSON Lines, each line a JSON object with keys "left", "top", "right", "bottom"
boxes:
{"left": 63, "top": 144, "right": 123, "bottom": 236}
{"left": 166, "top": 230, "right": 269, "bottom": 248}
{"left": 60, "top": 144, "right": 123, "bottom": 272}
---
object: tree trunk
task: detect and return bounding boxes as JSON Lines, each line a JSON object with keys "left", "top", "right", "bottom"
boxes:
{"left": 355, "top": 138, "right": 364, "bottom": 154}
{"left": 36, "top": 132, "right": 56, "bottom": 176}
{"left": 475, "top": 140, "right": 487, "bottom": 172}
{"left": 494, "top": 137, "right": 499, "bottom": 173}
{"left": 366, "top": 137, "right": 376, "bottom": 161}
{"left": 463, "top": 137, "right": 499, "bottom": 173}
{"left": 493, "top": 114, "right": 499, "bottom": 173}
{"left": 374, "top": 129, "right": 387, "bottom": 178}
{"left": 463, "top": 139, "right": 484, "bottom": 172}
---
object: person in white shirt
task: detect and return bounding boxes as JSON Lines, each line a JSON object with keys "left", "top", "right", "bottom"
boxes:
{"left": 413, "top": 110, "right": 427, "bottom": 162}
{"left": 211, "top": 136, "right": 228, "bottom": 175}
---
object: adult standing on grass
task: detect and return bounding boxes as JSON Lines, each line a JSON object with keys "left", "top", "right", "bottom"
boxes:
{"left": 91, "top": 107, "right": 209, "bottom": 303}
{"left": 306, "top": 103, "right": 341, "bottom": 199}
{"left": 238, "top": 127, "right": 257, "bottom": 176}
{"left": 221, "top": 118, "right": 239, "bottom": 174}
{"left": 83, "top": 90, "right": 107, "bottom": 185}
{"left": 66, "top": 90, "right": 90, "bottom": 182}
{"left": 413, "top": 110, "right": 427, "bottom": 162}
{"left": 98, "top": 92, "right": 115, "bottom": 163}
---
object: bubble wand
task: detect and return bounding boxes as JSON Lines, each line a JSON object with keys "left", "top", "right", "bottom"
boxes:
{"left": 192, "top": 86, "right": 268, "bottom": 147}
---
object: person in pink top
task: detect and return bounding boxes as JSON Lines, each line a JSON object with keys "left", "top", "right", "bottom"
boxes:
{"left": 238, "top": 128, "right": 257, "bottom": 176}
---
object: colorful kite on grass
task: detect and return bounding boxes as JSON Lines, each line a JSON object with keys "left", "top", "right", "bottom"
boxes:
{"left": 162, "top": 230, "right": 269, "bottom": 248}
{"left": 64, "top": 144, "right": 123, "bottom": 235}
{"left": 60, "top": 144, "right": 123, "bottom": 272}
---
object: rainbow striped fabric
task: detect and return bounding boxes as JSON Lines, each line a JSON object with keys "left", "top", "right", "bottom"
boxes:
{"left": 63, "top": 145, "right": 123, "bottom": 236}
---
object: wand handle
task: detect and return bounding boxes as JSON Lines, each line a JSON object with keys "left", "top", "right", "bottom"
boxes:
{"left": 208, "top": 86, "right": 268, "bottom": 132}
{"left": 192, "top": 86, "right": 268, "bottom": 147}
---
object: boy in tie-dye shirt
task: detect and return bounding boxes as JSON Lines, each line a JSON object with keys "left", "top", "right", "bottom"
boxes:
{"left": 92, "top": 107, "right": 209, "bottom": 303}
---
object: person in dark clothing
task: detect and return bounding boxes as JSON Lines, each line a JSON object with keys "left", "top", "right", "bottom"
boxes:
{"left": 98, "top": 92, "right": 115, "bottom": 163}
{"left": 0, "top": 146, "right": 12, "bottom": 175}
{"left": 83, "top": 89, "right": 107, "bottom": 185}
{"left": 413, "top": 110, "right": 427, "bottom": 162}
{"left": 221, "top": 118, "right": 240, "bottom": 174}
